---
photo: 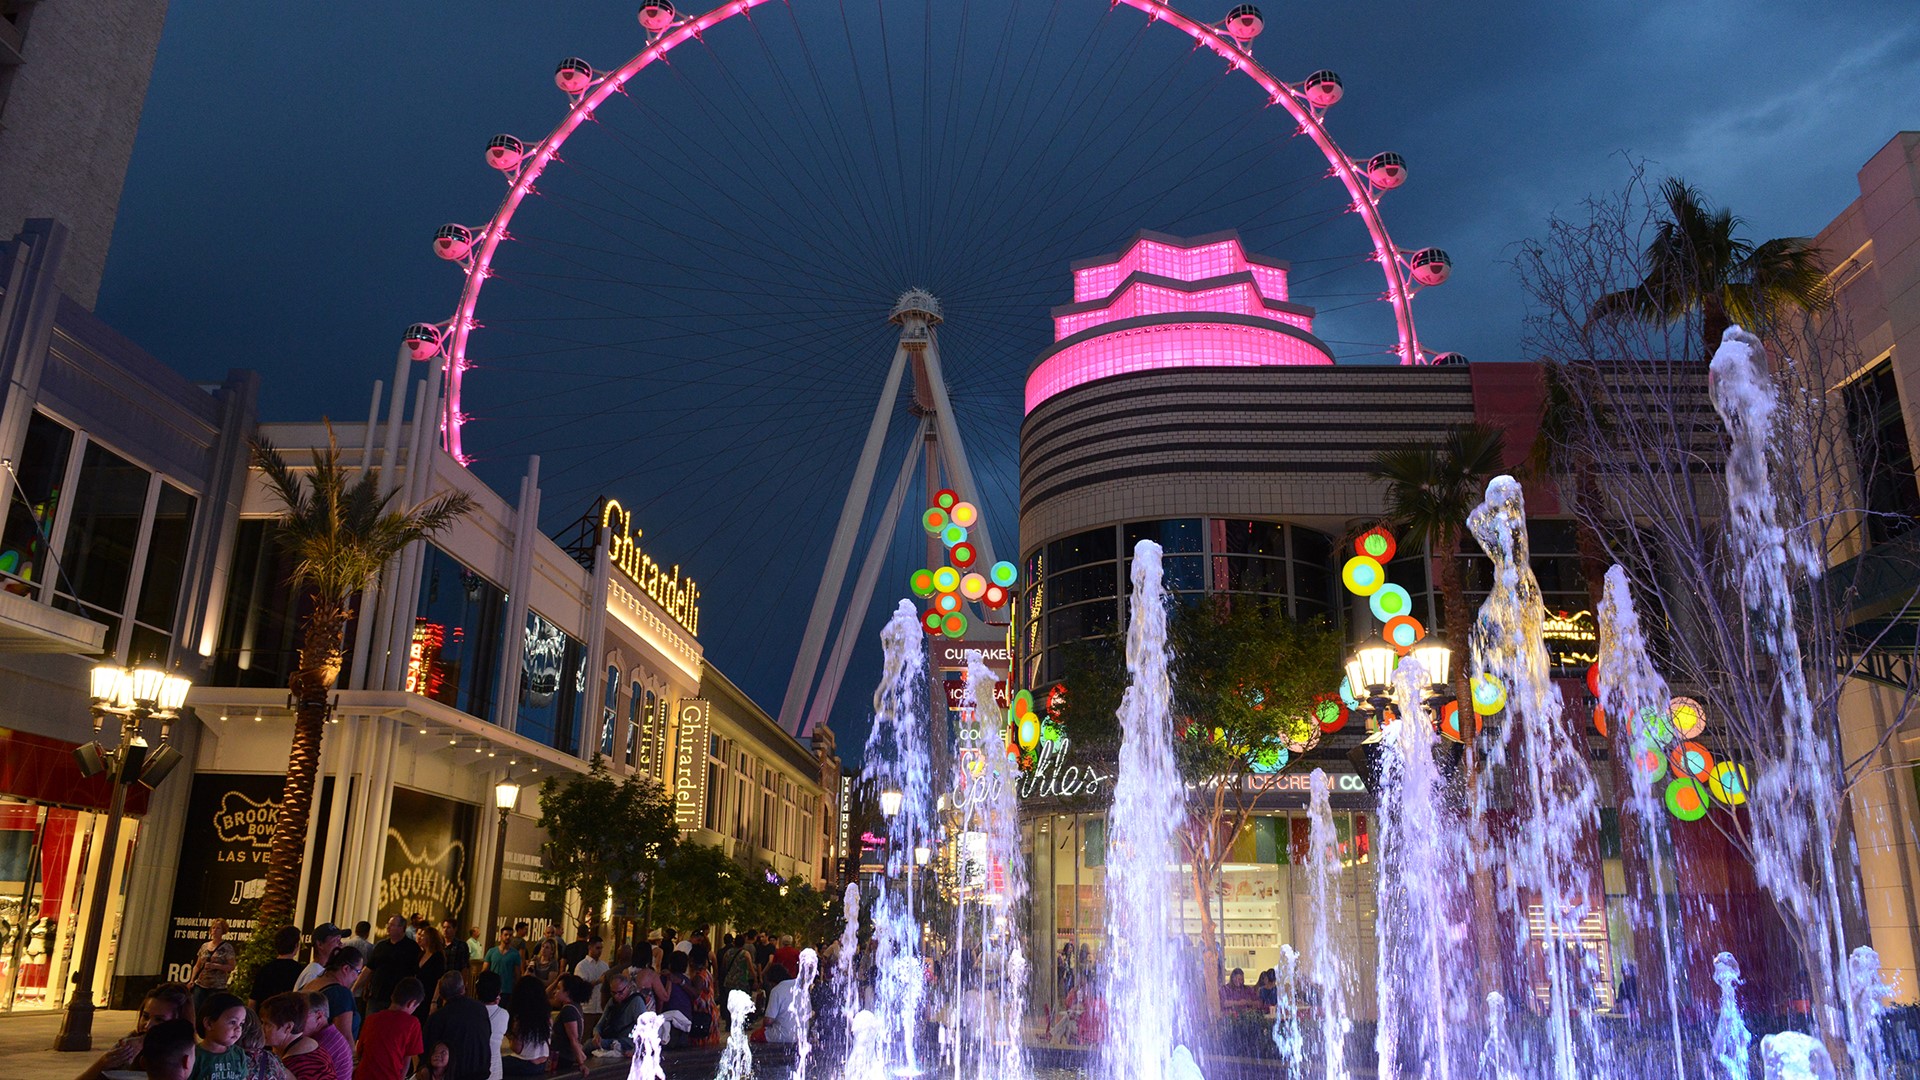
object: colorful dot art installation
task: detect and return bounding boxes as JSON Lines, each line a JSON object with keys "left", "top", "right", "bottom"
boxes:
{"left": 1584, "top": 662, "right": 1751, "bottom": 822}
{"left": 914, "top": 488, "right": 1018, "bottom": 639}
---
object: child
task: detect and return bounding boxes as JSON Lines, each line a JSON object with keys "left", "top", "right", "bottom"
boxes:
{"left": 356, "top": 976, "right": 426, "bottom": 1080}
{"left": 409, "top": 1043, "right": 452, "bottom": 1080}
{"left": 140, "top": 1018, "right": 197, "bottom": 1080}
{"left": 304, "top": 990, "right": 353, "bottom": 1080}
{"left": 190, "top": 992, "right": 249, "bottom": 1080}
{"left": 259, "top": 993, "right": 332, "bottom": 1080}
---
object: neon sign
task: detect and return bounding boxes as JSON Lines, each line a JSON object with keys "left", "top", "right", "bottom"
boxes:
{"left": 1015, "top": 737, "right": 1113, "bottom": 801}
{"left": 1542, "top": 608, "right": 1598, "bottom": 669}
{"left": 601, "top": 498, "right": 700, "bottom": 635}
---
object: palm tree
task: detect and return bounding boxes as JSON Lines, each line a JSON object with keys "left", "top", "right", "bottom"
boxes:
{"left": 250, "top": 429, "right": 474, "bottom": 945}
{"left": 1589, "top": 177, "right": 1828, "bottom": 358}
{"left": 1370, "top": 421, "right": 1507, "bottom": 706}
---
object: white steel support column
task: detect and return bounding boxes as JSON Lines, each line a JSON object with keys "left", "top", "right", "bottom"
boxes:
{"left": 918, "top": 328, "right": 996, "bottom": 566}
{"left": 777, "top": 341, "right": 912, "bottom": 733}
{"left": 801, "top": 425, "right": 924, "bottom": 737}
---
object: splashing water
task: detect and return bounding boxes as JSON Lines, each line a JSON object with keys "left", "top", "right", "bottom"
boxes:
{"left": 1374, "top": 657, "right": 1466, "bottom": 1080}
{"left": 793, "top": 948, "right": 819, "bottom": 1080}
{"left": 844, "top": 1011, "right": 889, "bottom": 1080}
{"left": 716, "top": 990, "right": 756, "bottom": 1080}
{"left": 1597, "top": 565, "right": 1689, "bottom": 1077}
{"left": 627, "top": 1012, "right": 667, "bottom": 1080}
{"left": 1469, "top": 475, "right": 1603, "bottom": 1078}
{"left": 1100, "top": 540, "right": 1195, "bottom": 1080}
{"left": 1303, "top": 770, "right": 1352, "bottom": 1080}
{"left": 858, "top": 600, "right": 936, "bottom": 1077}
{"left": 939, "top": 655, "right": 1033, "bottom": 1080}
{"left": 1848, "top": 946, "right": 1892, "bottom": 1080}
{"left": 1708, "top": 327, "right": 1860, "bottom": 1069}
{"left": 1476, "top": 992, "right": 1515, "bottom": 1080}
{"left": 1711, "top": 952, "right": 1753, "bottom": 1080}
{"left": 835, "top": 881, "right": 862, "bottom": 1026}
{"left": 1272, "top": 944, "right": 1303, "bottom": 1074}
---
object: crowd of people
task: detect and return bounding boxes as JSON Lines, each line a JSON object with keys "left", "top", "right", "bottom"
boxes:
{"left": 78, "top": 915, "right": 835, "bottom": 1080}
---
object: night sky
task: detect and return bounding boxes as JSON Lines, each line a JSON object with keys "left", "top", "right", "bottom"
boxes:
{"left": 98, "top": 0, "right": 1919, "bottom": 759}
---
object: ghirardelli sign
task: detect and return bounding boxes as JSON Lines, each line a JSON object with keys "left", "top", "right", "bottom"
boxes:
{"left": 673, "top": 699, "right": 712, "bottom": 829}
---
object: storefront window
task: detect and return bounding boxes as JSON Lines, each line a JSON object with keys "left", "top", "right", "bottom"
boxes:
{"left": 601, "top": 667, "right": 621, "bottom": 757}
{"left": 517, "top": 610, "right": 586, "bottom": 754}
{"left": 627, "top": 682, "right": 646, "bottom": 771}
{"left": 127, "top": 483, "right": 196, "bottom": 663}
{"left": 54, "top": 442, "right": 151, "bottom": 655}
{"left": 412, "top": 546, "right": 506, "bottom": 720}
{"left": 0, "top": 413, "right": 73, "bottom": 596}
{"left": 213, "top": 520, "right": 358, "bottom": 690}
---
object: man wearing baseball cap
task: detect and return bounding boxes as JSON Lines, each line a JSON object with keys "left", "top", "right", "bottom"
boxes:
{"left": 294, "top": 923, "right": 343, "bottom": 990}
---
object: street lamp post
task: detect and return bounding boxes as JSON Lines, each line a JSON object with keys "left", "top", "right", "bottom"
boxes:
{"left": 1343, "top": 634, "right": 1455, "bottom": 791}
{"left": 54, "top": 661, "right": 191, "bottom": 1052}
{"left": 486, "top": 777, "right": 521, "bottom": 939}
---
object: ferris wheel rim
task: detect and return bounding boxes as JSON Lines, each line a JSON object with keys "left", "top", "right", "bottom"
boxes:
{"left": 430, "top": 0, "right": 1435, "bottom": 466}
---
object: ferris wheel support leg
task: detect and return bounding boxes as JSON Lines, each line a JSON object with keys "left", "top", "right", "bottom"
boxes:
{"left": 801, "top": 421, "right": 924, "bottom": 739}
{"left": 777, "top": 341, "right": 912, "bottom": 734}
{"left": 918, "top": 329, "right": 997, "bottom": 566}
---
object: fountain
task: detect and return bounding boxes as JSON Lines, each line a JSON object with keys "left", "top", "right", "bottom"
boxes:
{"left": 1271, "top": 944, "right": 1304, "bottom": 1074}
{"left": 1597, "top": 564, "right": 1689, "bottom": 1076}
{"left": 793, "top": 948, "right": 819, "bottom": 1080}
{"left": 855, "top": 600, "right": 938, "bottom": 1077}
{"left": 627, "top": 1011, "right": 667, "bottom": 1080}
{"left": 1468, "top": 475, "right": 1604, "bottom": 1078}
{"left": 1303, "top": 770, "right": 1353, "bottom": 1080}
{"left": 1100, "top": 540, "right": 1194, "bottom": 1080}
{"left": 717, "top": 990, "right": 757, "bottom": 1080}
{"left": 1712, "top": 952, "right": 1754, "bottom": 1079}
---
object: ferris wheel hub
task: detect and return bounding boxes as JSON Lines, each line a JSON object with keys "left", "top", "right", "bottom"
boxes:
{"left": 889, "top": 288, "right": 944, "bottom": 326}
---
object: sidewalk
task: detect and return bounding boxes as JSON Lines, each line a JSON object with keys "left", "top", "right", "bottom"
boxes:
{"left": 0, "top": 1008, "right": 139, "bottom": 1080}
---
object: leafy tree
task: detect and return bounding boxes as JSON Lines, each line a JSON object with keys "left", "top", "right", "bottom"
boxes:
{"left": 538, "top": 757, "right": 678, "bottom": 942}
{"left": 1051, "top": 596, "right": 1342, "bottom": 1015}
{"left": 1588, "top": 177, "right": 1828, "bottom": 358}
{"left": 239, "top": 428, "right": 473, "bottom": 988}
{"left": 649, "top": 842, "right": 738, "bottom": 937}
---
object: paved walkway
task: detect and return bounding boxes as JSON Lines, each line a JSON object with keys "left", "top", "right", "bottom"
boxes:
{"left": 0, "top": 1008, "right": 139, "bottom": 1080}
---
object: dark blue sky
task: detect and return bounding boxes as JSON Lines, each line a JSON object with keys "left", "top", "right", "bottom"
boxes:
{"left": 99, "top": 0, "right": 1919, "bottom": 755}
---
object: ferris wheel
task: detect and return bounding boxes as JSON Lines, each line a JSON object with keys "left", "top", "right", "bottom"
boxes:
{"left": 399, "top": 0, "right": 1455, "bottom": 734}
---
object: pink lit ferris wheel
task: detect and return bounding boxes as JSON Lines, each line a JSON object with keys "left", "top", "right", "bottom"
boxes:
{"left": 401, "top": 0, "right": 1455, "bottom": 733}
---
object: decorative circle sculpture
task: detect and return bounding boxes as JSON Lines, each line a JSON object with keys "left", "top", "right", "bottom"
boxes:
{"left": 1355, "top": 527, "right": 1397, "bottom": 563}
{"left": 932, "top": 566, "right": 960, "bottom": 593}
{"left": 922, "top": 508, "right": 948, "bottom": 534}
{"left": 1585, "top": 663, "right": 1600, "bottom": 699}
{"left": 1670, "top": 740, "right": 1714, "bottom": 782}
{"left": 1018, "top": 716, "right": 1040, "bottom": 749}
{"left": 1368, "top": 583, "right": 1413, "bottom": 623}
{"left": 1383, "top": 614, "right": 1424, "bottom": 651}
{"left": 1438, "top": 700, "right": 1479, "bottom": 742}
{"left": 1314, "top": 694, "right": 1348, "bottom": 734}
{"left": 941, "top": 523, "right": 968, "bottom": 548}
{"left": 1664, "top": 777, "right": 1710, "bottom": 821}
{"left": 989, "top": 561, "right": 1019, "bottom": 588}
{"left": 1670, "top": 696, "right": 1706, "bottom": 739}
{"left": 1250, "top": 743, "right": 1289, "bottom": 775}
{"left": 983, "top": 584, "right": 1008, "bottom": 608}
{"left": 1632, "top": 743, "right": 1668, "bottom": 784}
{"left": 950, "top": 501, "right": 979, "bottom": 528}
{"left": 1341, "top": 555, "right": 1386, "bottom": 596}
{"left": 1707, "top": 761, "right": 1750, "bottom": 806}
{"left": 1591, "top": 704, "right": 1607, "bottom": 738}
{"left": 910, "top": 568, "right": 936, "bottom": 597}
{"left": 950, "top": 542, "right": 976, "bottom": 568}
{"left": 934, "top": 489, "right": 959, "bottom": 511}
{"left": 1469, "top": 673, "right": 1506, "bottom": 716}
{"left": 934, "top": 592, "right": 961, "bottom": 615}
{"left": 921, "top": 610, "right": 943, "bottom": 634}
{"left": 940, "top": 612, "right": 967, "bottom": 638}
{"left": 1339, "top": 676, "right": 1361, "bottom": 711}
{"left": 960, "top": 572, "right": 988, "bottom": 601}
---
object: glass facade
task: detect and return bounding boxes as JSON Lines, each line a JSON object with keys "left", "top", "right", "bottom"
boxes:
{"left": 1027, "top": 808, "right": 1378, "bottom": 1031}
{"left": 1022, "top": 518, "right": 1339, "bottom": 686}
{"left": 410, "top": 545, "right": 507, "bottom": 719}
{"left": 0, "top": 413, "right": 73, "bottom": 598}
{"left": 516, "top": 609, "right": 586, "bottom": 753}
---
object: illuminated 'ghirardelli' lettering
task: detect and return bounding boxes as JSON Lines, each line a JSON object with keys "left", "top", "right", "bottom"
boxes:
{"left": 602, "top": 498, "right": 701, "bottom": 635}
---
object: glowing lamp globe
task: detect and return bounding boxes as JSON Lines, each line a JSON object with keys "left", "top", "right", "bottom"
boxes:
{"left": 932, "top": 566, "right": 960, "bottom": 593}
{"left": 1355, "top": 527, "right": 1396, "bottom": 563}
{"left": 921, "top": 610, "right": 943, "bottom": 634}
{"left": 879, "top": 788, "right": 904, "bottom": 818}
{"left": 910, "top": 569, "right": 936, "bottom": 598}
{"left": 1018, "top": 717, "right": 1039, "bottom": 750}
{"left": 950, "top": 542, "right": 976, "bottom": 568}
{"left": 1368, "top": 583, "right": 1413, "bottom": 623}
{"left": 989, "top": 561, "right": 1018, "bottom": 588}
{"left": 1344, "top": 633, "right": 1397, "bottom": 698}
{"left": 1409, "top": 638, "right": 1451, "bottom": 688}
{"left": 1469, "top": 673, "right": 1506, "bottom": 716}
{"left": 922, "top": 507, "right": 949, "bottom": 534}
{"left": 942, "top": 523, "right": 968, "bottom": 548}
{"left": 940, "top": 612, "right": 967, "bottom": 638}
{"left": 1012, "top": 689, "right": 1034, "bottom": 716}
{"left": 934, "top": 489, "right": 959, "bottom": 511}
{"left": 934, "top": 592, "right": 961, "bottom": 615}
{"left": 1341, "top": 555, "right": 1385, "bottom": 596}
{"left": 1670, "top": 741, "right": 1714, "bottom": 782}
{"left": 949, "top": 501, "right": 979, "bottom": 527}
{"left": 983, "top": 584, "right": 1008, "bottom": 608}
{"left": 960, "top": 573, "right": 988, "bottom": 601}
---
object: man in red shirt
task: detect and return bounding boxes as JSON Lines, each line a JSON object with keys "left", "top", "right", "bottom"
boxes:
{"left": 355, "top": 976, "right": 425, "bottom": 1080}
